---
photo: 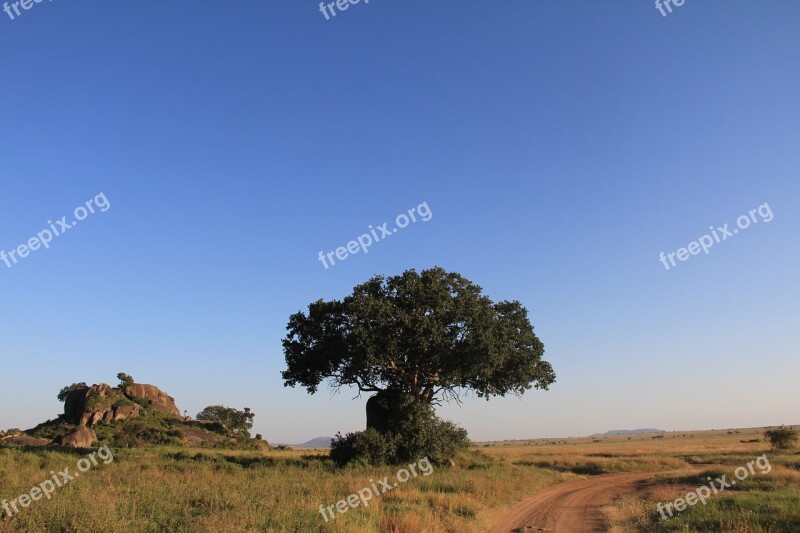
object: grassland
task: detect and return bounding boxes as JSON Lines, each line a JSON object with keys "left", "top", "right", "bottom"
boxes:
{"left": 1, "top": 427, "right": 798, "bottom": 532}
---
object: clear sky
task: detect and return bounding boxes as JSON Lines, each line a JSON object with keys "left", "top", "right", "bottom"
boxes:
{"left": 1, "top": 1, "right": 798, "bottom": 443}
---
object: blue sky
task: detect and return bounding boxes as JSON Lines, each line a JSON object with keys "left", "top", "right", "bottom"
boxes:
{"left": 1, "top": 1, "right": 798, "bottom": 443}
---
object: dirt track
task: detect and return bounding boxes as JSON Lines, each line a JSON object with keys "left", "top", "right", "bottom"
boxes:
{"left": 487, "top": 472, "right": 660, "bottom": 533}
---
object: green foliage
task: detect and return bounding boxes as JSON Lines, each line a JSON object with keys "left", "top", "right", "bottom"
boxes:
{"left": 282, "top": 267, "right": 555, "bottom": 404}
{"left": 117, "top": 372, "right": 135, "bottom": 388}
{"left": 765, "top": 425, "right": 798, "bottom": 450}
{"left": 330, "top": 394, "right": 470, "bottom": 466}
{"left": 24, "top": 417, "right": 69, "bottom": 440}
{"left": 83, "top": 388, "right": 135, "bottom": 411}
{"left": 114, "top": 422, "right": 184, "bottom": 448}
{"left": 57, "top": 382, "right": 87, "bottom": 402}
{"left": 202, "top": 433, "right": 266, "bottom": 451}
{"left": 184, "top": 419, "right": 226, "bottom": 435}
{"left": 196, "top": 406, "right": 255, "bottom": 437}
{"left": 331, "top": 429, "right": 397, "bottom": 466}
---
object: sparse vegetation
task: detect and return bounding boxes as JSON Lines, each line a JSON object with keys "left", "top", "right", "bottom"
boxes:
{"left": 2, "top": 428, "right": 796, "bottom": 532}
{"left": 0, "top": 445, "right": 563, "bottom": 532}
{"left": 765, "top": 425, "right": 798, "bottom": 450}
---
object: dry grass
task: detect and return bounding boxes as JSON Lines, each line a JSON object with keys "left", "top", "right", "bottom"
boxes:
{"left": 594, "top": 428, "right": 800, "bottom": 533}
{"left": 603, "top": 495, "right": 653, "bottom": 533}
{"left": 0, "top": 446, "right": 564, "bottom": 532}
{"left": 1, "top": 426, "right": 797, "bottom": 532}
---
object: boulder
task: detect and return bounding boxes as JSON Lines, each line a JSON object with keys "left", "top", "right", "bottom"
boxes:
{"left": 113, "top": 405, "right": 139, "bottom": 420}
{"left": 63, "top": 386, "right": 90, "bottom": 421}
{"left": 56, "top": 426, "right": 97, "bottom": 449}
{"left": 124, "top": 384, "right": 180, "bottom": 416}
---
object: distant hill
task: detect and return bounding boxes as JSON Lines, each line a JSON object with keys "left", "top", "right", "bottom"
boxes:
{"left": 292, "top": 437, "right": 333, "bottom": 448}
{"left": 591, "top": 429, "right": 665, "bottom": 437}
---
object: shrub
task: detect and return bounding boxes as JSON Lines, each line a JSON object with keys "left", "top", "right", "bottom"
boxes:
{"left": 331, "top": 429, "right": 398, "bottom": 466}
{"left": 331, "top": 395, "right": 469, "bottom": 466}
{"left": 392, "top": 395, "right": 469, "bottom": 462}
{"left": 764, "top": 425, "right": 798, "bottom": 450}
{"left": 114, "top": 422, "right": 184, "bottom": 447}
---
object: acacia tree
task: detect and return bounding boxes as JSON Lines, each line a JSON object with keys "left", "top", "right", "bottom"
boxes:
{"left": 116, "top": 373, "right": 135, "bottom": 389}
{"left": 282, "top": 267, "right": 555, "bottom": 408}
{"left": 196, "top": 406, "right": 255, "bottom": 437}
{"left": 765, "top": 425, "right": 798, "bottom": 450}
{"left": 57, "top": 383, "right": 88, "bottom": 402}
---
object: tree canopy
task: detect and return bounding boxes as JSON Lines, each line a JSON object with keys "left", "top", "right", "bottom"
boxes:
{"left": 282, "top": 267, "right": 555, "bottom": 405}
{"left": 765, "top": 425, "right": 798, "bottom": 450}
{"left": 57, "top": 382, "right": 88, "bottom": 402}
{"left": 116, "top": 373, "right": 135, "bottom": 388}
{"left": 196, "top": 406, "right": 255, "bottom": 437}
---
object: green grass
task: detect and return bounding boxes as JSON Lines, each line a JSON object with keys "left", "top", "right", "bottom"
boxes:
{"left": 652, "top": 490, "right": 800, "bottom": 532}
{"left": 598, "top": 434, "right": 800, "bottom": 533}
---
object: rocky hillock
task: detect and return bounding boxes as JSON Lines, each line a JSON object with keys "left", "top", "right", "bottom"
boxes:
{"left": 63, "top": 382, "right": 179, "bottom": 427}
{"left": 4, "top": 375, "right": 267, "bottom": 451}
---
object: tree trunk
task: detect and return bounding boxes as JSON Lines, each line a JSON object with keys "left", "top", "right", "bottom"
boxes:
{"left": 365, "top": 389, "right": 405, "bottom": 433}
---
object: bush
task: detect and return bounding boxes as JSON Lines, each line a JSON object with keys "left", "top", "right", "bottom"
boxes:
{"left": 391, "top": 402, "right": 469, "bottom": 464}
{"left": 331, "top": 429, "right": 397, "bottom": 466}
{"left": 765, "top": 425, "right": 798, "bottom": 450}
{"left": 331, "top": 394, "right": 469, "bottom": 466}
{"left": 113, "top": 422, "right": 184, "bottom": 447}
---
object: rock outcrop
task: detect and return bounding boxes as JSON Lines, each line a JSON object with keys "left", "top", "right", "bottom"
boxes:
{"left": 64, "top": 383, "right": 142, "bottom": 427}
{"left": 19, "top": 376, "right": 264, "bottom": 450}
{"left": 55, "top": 426, "right": 97, "bottom": 448}
{"left": 124, "top": 384, "right": 180, "bottom": 416}
{"left": 63, "top": 382, "right": 180, "bottom": 427}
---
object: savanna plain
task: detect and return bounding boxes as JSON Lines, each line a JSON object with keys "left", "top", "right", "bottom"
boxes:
{"left": 2, "top": 427, "right": 798, "bottom": 532}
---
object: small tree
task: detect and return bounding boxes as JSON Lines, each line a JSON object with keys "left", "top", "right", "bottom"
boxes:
{"left": 57, "top": 383, "right": 88, "bottom": 402}
{"left": 117, "top": 373, "right": 135, "bottom": 389}
{"left": 764, "top": 425, "right": 798, "bottom": 450}
{"left": 196, "top": 406, "right": 255, "bottom": 437}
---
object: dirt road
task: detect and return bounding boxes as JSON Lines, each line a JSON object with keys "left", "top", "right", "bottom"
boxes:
{"left": 487, "top": 471, "right": 660, "bottom": 533}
